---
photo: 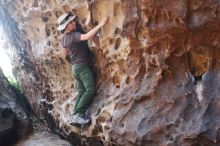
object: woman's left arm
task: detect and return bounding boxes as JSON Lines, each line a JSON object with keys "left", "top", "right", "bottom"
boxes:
{"left": 80, "top": 16, "right": 109, "bottom": 41}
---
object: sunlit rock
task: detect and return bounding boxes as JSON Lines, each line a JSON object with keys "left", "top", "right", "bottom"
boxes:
{"left": 1, "top": 0, "right": 220, "bottom": 145}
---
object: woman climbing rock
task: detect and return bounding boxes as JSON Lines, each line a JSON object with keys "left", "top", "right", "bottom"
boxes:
{"left": 57, "top": 12, "right": 108, "bottom": 125}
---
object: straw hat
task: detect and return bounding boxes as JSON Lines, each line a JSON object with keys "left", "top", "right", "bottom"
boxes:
{"left": 57, "top": 13, "right": 76, "bottom": 31}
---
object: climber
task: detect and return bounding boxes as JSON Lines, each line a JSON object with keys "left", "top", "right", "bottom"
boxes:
{"left": 57, "top": 12, "right": 108, "bottom": 125}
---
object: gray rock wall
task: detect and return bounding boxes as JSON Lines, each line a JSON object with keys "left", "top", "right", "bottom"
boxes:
{"left": 0, "top": 68, "right": 32, "bottom": 146}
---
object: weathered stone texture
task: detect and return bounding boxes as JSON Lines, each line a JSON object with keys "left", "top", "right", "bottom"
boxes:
{"left": 0, "top": 69, "right": 32, "bottom": 146}
{"left": 0, "top": 0, "right": 220, "bottom": 146}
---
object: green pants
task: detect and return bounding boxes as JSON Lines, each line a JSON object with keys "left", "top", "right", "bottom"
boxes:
{"left": 72, "top": 64, "right": 96, "bottom": 115}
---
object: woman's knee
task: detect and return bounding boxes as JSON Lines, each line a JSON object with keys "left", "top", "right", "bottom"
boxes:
{"left": 86, "top": 87, "right": 96, "bottom": 96}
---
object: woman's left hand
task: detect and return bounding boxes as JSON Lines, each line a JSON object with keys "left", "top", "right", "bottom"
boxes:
{"left": 100, "top": 16, "right": 109, "bottom": 26}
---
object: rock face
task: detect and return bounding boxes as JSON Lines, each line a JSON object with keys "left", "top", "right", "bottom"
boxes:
{"left": 1, "top": 0, "right": 220, "bottom": 146}
{"left": 15, "top": 130, "right": 72, "bottom": 146}
{"left": 0, "top": 69, "right": 32, "bottom": 146}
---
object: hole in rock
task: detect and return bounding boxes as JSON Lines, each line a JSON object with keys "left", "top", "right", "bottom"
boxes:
{"left": 44, "top": 90, "right": 54, "bottom": 101}
{"left": 33, "top": 0, "right": 38, "bottom": 7}
{"left": 97, "top": 111, "right": 111, "bottom": 124}
{"left": 113, "top": 73, "right": 121, "bottom": 88}
{"left": 47, "top": 40, "right": 51, "bottom": 46}
{"left": 125, "top": 76, "right": 130, "bottom": 84}
{"left": 92, "top": 20, "right": 98, "bottom": 26}
{"left": 104, "top": 125, "right": 110, "bottom": 131}
{"left": 23, "top": 7, "right": 27, "bottom": 11}
{"left": 110, "top": 38, "right": 114, "bottom": 44}
{"left": 55, "top": 10, "right": 63, "bottom": 18}
{"left": 46, "top": 29, "right": 50, "bottom": 36}
{"left": 63, "top": 5, "right": 72, "bottom": 12}
{"left": 146, "top": 17, "right": 153, "bottom": 28}
{"left": 82, "top": 18, "right": 86, "bottom": 24}
{"left": 70, "top": 83, "right": 74, "bottom": 89}
{"left": 42, "top": 16, "right": 49, "bottom": 22}
{"left": 114, "top": 27, "right": 122, "bottom": 34}
{"left": 114, "top": 37, "right": 121, "bottom": 50}
{"left": 65, "top": 104, "right": 70, "bottom": 112}
{"left": 95, "top": 107, "right": 101, "bottom": 116}
{"left": 109, "top": 116, "right": 113, "bottom": 122}
{"left": 92, "top": 125, "right": 103, "bottom": 135}
{"left": 48, "top": 104, "right": 54, "bottom": 110}
{"left": 119, "top": 123, "right": 124, "bottom": 128}
{"left": 96, "top": 116, "right": 106, "bottom": 123}
{"left": 175, "top": 18, "right": 181, "bottom": 24}
{"left": 63, "top": 89, "right": 67, "bottom": 94}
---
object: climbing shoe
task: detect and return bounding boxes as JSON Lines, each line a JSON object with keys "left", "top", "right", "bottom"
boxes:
{"left": 70, "top": 113, "right": 90, "bottom": 125}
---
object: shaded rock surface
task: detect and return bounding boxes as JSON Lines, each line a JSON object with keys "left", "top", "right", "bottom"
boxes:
{"left": 0, "top": 0, "right": 220, "bottom": 146}
{"left": 0, "top": 65, "right": 72, "bottom": 146}
{"left": 15, "top": 128, "right": 72, "bottom": 146}
{"left": 0, "top": 68, "right": 32, "bottom": 146}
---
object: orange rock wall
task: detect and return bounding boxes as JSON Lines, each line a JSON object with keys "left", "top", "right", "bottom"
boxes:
{"left": 1, "top": 0, "right": 220, "bottom": 146}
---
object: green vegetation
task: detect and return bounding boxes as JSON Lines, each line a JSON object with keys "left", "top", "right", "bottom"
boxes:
{"left": 6, "top": 75, "right": 23, "bottom": 93}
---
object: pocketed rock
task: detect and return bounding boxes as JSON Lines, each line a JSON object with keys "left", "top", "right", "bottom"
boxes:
{"left": 0, "top": 0, "right": 220, "bottom": 146}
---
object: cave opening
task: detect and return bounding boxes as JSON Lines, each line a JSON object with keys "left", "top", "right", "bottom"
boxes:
{"left": 0, "top": 27, "right": 14, "bottom": 79}
{"left": 0, "top": 16, "right": 22, "bottom": 93}
{"left": 0, "top": 7, "right": 16, "bottom": 79}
